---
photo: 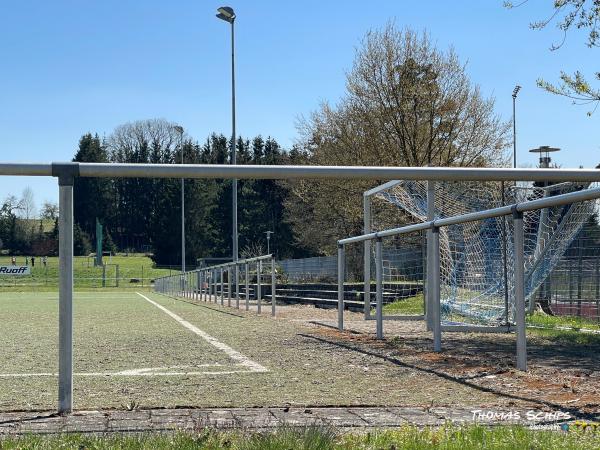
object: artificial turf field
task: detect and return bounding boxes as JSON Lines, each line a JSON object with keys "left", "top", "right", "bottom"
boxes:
{"left": 1, "top": 290, "right": 516, "bottom": 412}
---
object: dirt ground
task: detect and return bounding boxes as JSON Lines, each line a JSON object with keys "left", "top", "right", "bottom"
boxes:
{"left": 278, "top": 304, "right": 600, "bottom": 419}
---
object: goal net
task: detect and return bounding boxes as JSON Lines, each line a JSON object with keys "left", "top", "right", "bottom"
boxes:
{"left": 370, "top": 180, "right": 599, "bottom": 326}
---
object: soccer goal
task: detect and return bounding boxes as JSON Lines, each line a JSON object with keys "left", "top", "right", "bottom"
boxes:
{"left": 360, "top": 179, "right": 597, "bottom": 332}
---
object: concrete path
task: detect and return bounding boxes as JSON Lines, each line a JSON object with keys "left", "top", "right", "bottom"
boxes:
{"left": 0, "top": 406, "right": 578, "bottom": 435}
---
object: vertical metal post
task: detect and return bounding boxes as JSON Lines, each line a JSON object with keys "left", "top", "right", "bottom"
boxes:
{"left": 212, "top": 270, "right": 216, "bottom": 302}
{"left": 227, "top": 267, "right": 232, "bottom": 307}
{"left": 432, "top": 226, "right": 441, "bottom": 352}
{"left": 364, "top": 194, "right": 371, "bottom": 319}
{"left": 235, "top": 264, "right": 240, "bottom": 309}
{"left": 220, "top": 268, "right": 224, "bottom": 305}
{"left": 271, "top": 257, "right": 276, "bottom": 316}
{"left": 375, "top": 238, "right": 384, "bottom": 340}
{"left": 337, "top": 244, "right": 345, "bottom": 331}
{"left": 426, "top": 181, "right": 435, "bottom": 331}
{"left": 257, "top": 260, "right": 262, "bottom": 314}
{"left": 596, "top": 256, "right": 600, "bottom": 322}
{"left": 58, "top": 177, "right": 74, "bottom": 414}
{"left": 245, "top": 262, "right": 250, "bottom": 311}
{"left": 513, "top": 210, "right": 527, "bottom": 371}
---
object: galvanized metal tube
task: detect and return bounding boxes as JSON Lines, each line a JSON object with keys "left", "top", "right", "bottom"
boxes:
{"left": 0, "top": 163, "right": 53, "bottom": 176}
{"left": 245, "top": 262, "right": 250, "bottom": 311}
{"left": 227, "top": 267, "right": 232, "bottom": 307}
{"left": 257, "top": 260, "right": 262, "bottom": 314}
{"left": 76, "top": 162, "right": 600, "bottom": 182}
{"left": 58, "top": 181, "right": 74, "bottom": 414}
{"left": 364, "top": 194, "right": 372, "bottom": 320}
{"left": 375, "top": 238, "right": 384, "bottom": 340}
{"left": 426, "top": 181, "right": 435, "bottom": 332}
{"left": 235, "top": 265, "right": 240, "bottom": 309}
{"left": 432, "top": 227, "right": 441, "bottom": 352}
{"left": 513, "top": 211, "right": 527, "bottom": 371}
{"left": 220, "top": 268, "right": 224, "bottom": 306}
{"left": 337, "top": 244, "right": 345, "bottom": 331}
{"left": 271, "top": 257, "right": 276, "bottom": 317}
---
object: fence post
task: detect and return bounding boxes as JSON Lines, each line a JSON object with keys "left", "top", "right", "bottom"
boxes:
{"left": 432, "top": 226, "right": 441, "bottom": 352}
{"left": 596, "top": 258, "right": 600, "bottom": 322}
{"left": 271, "top": 257, "right": 276, "bottom": 316}
{"left": 338, "top": 244, "right": 345, "bottom": 331}
{"left": 102, "top": 264, "right": 106, "bottom": 288}
{"left": 220, "top": 268, "right": 224, "bottom": 305}
{"left": 376, "top": 237, "right": 384, "bottom": 340}
{"left": 58, "top": 175, "right": 74, "bottom": 414}
{"left": 513, "top": 210, "right": 527, "bottom": 371}
{"left": 116, "top": 265, "right": 119, "bottom": 288}
{"left": 245, "top": 262, "right": 250, "bottom": 311}
{"left": 426, "top": 180, "right": 435, "bottom": 331}
{"left": 212, "top": 269, "right": 219, "bottom": 303}
{"left": 235, "top": 264, "right": 240, "bottom": 309}
{"left": 364, "top": 194, "right": 371, "bottom": 320}
{"left": 227, "top": 266, "right": 232, "bottom": 307}
{"left": 257, "top": 260, "right": 262, "bottom": 314}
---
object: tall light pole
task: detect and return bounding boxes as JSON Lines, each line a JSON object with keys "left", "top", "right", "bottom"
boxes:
{"left": 216, "top": 6, "right": 238, "bottom": 263}
{"left": 512, "top": 85, "right": 521, "bottom": 168}
{"left": 174, "top": 125, "right": 185, "bottom": 275}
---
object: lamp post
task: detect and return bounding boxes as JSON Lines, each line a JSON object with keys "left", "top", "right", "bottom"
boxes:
{"left": 265, "top": 231, "right": 273, "bottom": 255}
{"left": 216, "top": 6, "right": 238, "bottom": 264}
{"left": 512, "top": 85, "right": 521, "bottom": 168}
{"left": 174, "top": 125, "right": 185, "bottom": 277}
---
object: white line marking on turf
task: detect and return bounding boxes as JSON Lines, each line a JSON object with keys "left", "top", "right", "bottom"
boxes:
{"left": 136, "top": 292, "right": 267, "bottom": 373}
{"left": 0, "top": 369, "right": 256, "bottom": 377}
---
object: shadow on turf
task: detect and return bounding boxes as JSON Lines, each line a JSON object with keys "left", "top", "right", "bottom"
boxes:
{"left": 298, "top": 333, "right": 600, "bottom": 423}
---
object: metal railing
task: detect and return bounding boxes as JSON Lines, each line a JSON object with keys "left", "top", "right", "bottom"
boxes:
{"left": 154, "top": 254, "right": 277, "bottom": 316}
{"left": 338, "top": 183, "right": 600, "bottom": 371}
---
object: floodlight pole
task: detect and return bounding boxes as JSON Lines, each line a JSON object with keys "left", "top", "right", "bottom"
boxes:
{"left": 512, "top": 85, "right": 521, "bottom": 169}
{"left": 173, "top": 126, "right": 185, "bottom": 283}
{"left": 217, "top": 7, "right": 238, "bottom": 265}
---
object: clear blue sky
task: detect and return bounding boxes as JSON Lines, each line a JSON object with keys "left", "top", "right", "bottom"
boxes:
{"left": 0, "top": 0, "right": 598, "bottom": 209}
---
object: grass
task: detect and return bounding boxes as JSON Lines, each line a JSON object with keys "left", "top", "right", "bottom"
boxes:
{"left": 0, "top": 255, "right": 174, "bottom": 290}
{"left": 1, "top": 425, "right": 599, "bottom": 449}
{"left": 380, "top": 293, "right": 425, "bottom": 315}
{"left": 526, "top": 311, "right": 600, "bottom": 332}
{"left": 525, "top": 311, "right": 600, "bottom": 345}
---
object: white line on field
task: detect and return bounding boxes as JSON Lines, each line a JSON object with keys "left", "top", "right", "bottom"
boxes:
{"left": 136, "top": 292, "right": 267, "bottom": 373}
{"left": 0, "top": 369, "right": 256, "bottom": 377}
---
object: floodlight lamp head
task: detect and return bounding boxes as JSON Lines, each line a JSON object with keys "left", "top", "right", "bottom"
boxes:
{"left": 512, "top": 85, "right": 522, "bottom": 98}
{"left": 173, "top": 125, "right": 184, "bottom": 135}
{"left": 216, "top": 6, "right": 235, "bottom": 23}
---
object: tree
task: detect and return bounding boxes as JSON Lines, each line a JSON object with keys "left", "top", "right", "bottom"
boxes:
{"left": 19, "top": 187, "right": 36, "bottom": 220}
{"left": 40, "top": 201, "right": 59, "bottom": 220}
{"left": 505, "top": 0, "right": 600, "bottom": 114}
{"left": 287, "top": 25, "right": 510, "bottom": 254}
{"left": 73, "top": 134, "right": 111, "bottom": 243}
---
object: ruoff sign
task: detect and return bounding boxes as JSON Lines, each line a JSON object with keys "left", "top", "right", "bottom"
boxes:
{"left": 0, "top": 266, "right": 31, "bottom": 276}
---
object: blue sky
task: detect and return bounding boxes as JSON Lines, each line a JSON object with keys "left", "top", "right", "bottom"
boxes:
{"left": 0, "top": 1, "right": 598, "bottom": 209}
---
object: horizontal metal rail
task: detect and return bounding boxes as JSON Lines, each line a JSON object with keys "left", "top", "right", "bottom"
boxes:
{"left": 339, "top": 185, "right": 600, "bottom": 245}
{"left": 0, "top": 163, "right": 52, "bottom": 176}
{"left": 2, "top": 161, "right": 600, "bottom": 182}
{"left": 153, "top": 254, "right": 273, "bottom": 281}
